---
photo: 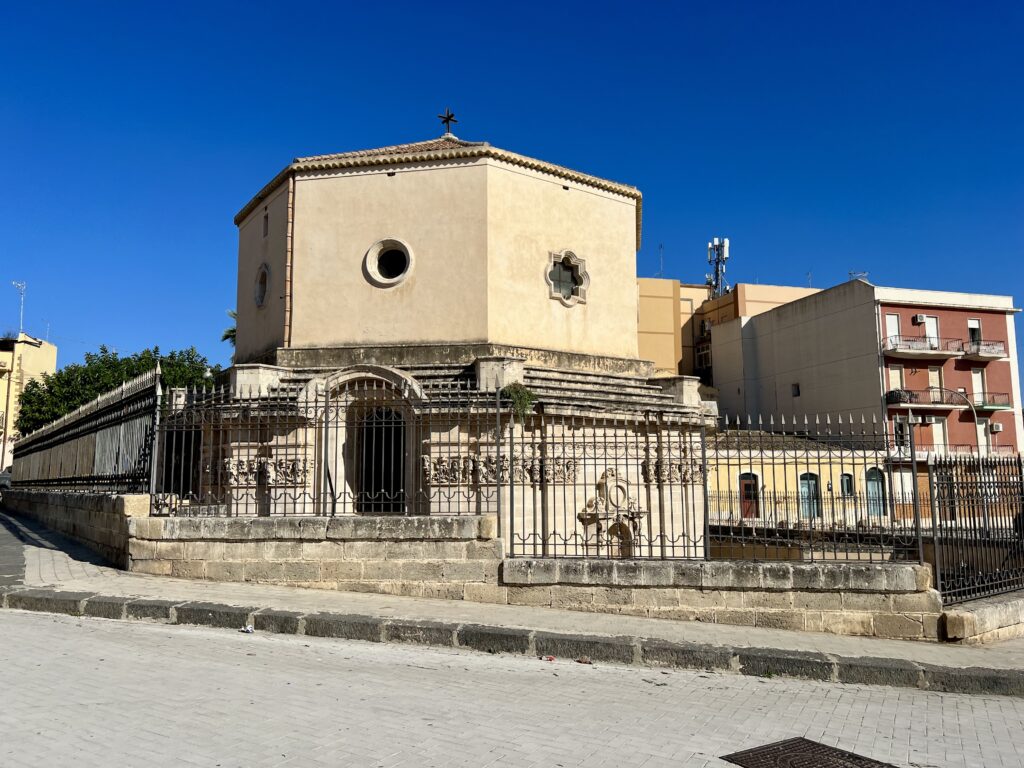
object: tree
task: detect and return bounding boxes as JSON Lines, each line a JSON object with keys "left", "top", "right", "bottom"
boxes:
{"left": 15, "top": 346, "right": 220, "bottom": 435}
{"left": 222, "top": 310, "right": 236, "bottom": 348}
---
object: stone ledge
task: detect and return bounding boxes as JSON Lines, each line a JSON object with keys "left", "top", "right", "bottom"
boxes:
{"left": 130, "top": 515, "right": 495, "bottom": 543}
{"left": 501, "top": 558, "right": 927, "bottom": 594}
{"left": 944, "top": 594, "right": 1024, "bottom": 644}
{"left": 5, "top": 591, "right": 1024, "bottom": 697}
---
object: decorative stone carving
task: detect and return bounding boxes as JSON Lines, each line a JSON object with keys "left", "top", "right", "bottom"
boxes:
{"left": 576, "top": 468, "right": 646, "bottom": 557}
{"left": 642, "top": 445, "right": 704, "bottom": 485}
{"left": 222, "top": 456, "right": 309, "bottom": 486}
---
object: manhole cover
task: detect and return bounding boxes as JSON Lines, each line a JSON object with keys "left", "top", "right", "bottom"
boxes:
{"left": 721, "top": 737, "right": 896, "bottom": 767}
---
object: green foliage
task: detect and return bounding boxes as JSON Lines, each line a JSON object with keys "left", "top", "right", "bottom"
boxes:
{"left": 15, "top": 346, "right": 220, "bottom": 435}
{"left": 501, "top": 382, "right": 537, "bottom": 422}
{"left": 221, "top": 309, "right": 237, "bottom": 348}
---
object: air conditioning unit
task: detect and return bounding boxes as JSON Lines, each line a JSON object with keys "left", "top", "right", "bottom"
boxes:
{"left": 912, "top": 314, "right": 926, "bottom": 325}
{"left": 921, "top": 416, "right": 939, "bottom": 424}
{"left": 991, "top": 423, "right": 1004, "bottom": 433}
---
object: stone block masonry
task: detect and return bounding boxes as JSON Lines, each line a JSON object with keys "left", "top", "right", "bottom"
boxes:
{"left": 0, "top": 489, "right": 981, "bottom": 643}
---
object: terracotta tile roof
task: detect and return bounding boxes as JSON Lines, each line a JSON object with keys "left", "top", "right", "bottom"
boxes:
{"left": 234, "top": 135, "right": 643, "bottom": 249}
{"left": 295, "top": 135, "right": 489, "bottom": 163}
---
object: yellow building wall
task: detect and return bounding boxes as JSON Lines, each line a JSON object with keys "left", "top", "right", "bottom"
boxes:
{"left": 1, "top": 334, "right": 58, "bottom": 470}
{"left": 637, "top": 278, "right": 682, "bottom": 375}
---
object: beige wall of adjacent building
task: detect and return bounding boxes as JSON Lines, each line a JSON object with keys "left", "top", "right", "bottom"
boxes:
{"left": 1, "top": 334, "right": 58, "bottom": 470}
{"left": 711, "top": 280, "right": 882, "bottom": 419}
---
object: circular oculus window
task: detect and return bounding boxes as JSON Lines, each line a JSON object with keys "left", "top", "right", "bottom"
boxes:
{"left": 364, "top": 239, "right": 413, "bottom": 287}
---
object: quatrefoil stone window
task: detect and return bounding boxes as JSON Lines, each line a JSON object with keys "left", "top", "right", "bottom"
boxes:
{"left": 546, "top": 250, "right": 589, "bottom": 307}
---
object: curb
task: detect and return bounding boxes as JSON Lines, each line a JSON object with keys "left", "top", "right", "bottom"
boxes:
{"left": 2, "top": 585, "right": 1022, "bottom": 697}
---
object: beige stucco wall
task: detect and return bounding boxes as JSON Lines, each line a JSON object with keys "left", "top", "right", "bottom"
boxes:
{"left": 712, "top": 281, "right": 882, "bottom": 419}
{"left": 485, "top": 159, "right": 639, "bottom": 361}
{"left": 638, "top": 278, "right": 682, "bottom": 375}
{"left": 236, "top": 154, "right": 641, "bottom": 366}
{"left": 287, "top": 160, "right": 490, "bottom": 351}
{"left": 235, "top": 185, "right": 289, "bottom": 362}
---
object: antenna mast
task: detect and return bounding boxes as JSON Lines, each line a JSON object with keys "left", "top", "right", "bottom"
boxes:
{"left": 705, "top": 238, "right": 730, "bottom": 299}
{"left": 11, "top": 281, "right": 26, "bottom": 335}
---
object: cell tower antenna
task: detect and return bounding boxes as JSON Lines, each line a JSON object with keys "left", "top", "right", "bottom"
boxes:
{"left": 657, "top": 243, "right": 664, "bottom": 278}
{"left": 11, "top": 281, "right": 26, "bottom": 335}
{"left": 705, "top": 237, "right": 730, "bottom": 299}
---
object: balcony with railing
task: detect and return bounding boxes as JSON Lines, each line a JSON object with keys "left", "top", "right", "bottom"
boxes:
{"left": 963, "top": 339, "right": 1008, "bottom": 361}
{"left": 882, "top": 335, "right": 963, "bottom": 359}
{"left": 971, "top": 391, "right": 1013, "bottom": 410}
{"left": 884, "top": 388, "right": 968, "bottom": 409}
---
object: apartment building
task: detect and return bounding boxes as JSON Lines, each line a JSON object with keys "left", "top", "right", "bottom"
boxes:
{"left": 709, "top": 280, "right": 1022, "bottom": 454}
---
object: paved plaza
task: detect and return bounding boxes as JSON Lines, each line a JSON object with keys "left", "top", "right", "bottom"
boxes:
{"left": 2, "top": 610, "right": 1024, "bottom": 768}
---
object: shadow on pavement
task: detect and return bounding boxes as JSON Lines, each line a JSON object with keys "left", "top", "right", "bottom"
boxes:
{"left": 0, "top": 507, "right": 112, "bottom": 569}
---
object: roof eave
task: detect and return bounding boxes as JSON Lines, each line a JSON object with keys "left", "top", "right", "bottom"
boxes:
{"left": 234, "top": 145, "right": 643, "bottom": 249}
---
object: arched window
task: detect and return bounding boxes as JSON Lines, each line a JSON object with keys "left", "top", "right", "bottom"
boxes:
{"left": 866, "top": 468, "right": 887, "bottom": 517}
{"left": 799, "top": 472, "right": 821, "bottom": 518}
{"left": 738, "top": 472, "right": 759, "bottom": 518}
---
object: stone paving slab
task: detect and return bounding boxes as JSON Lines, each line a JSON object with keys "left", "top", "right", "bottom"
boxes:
{"left": 4, "top": 508, "right": 1024, "bottom": 697}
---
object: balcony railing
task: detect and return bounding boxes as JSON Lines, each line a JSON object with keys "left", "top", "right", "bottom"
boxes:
{"left": 971, "top": 391, "right": 1012, "bottom": 408}
{"left": 882, "top": 335, "right": 963, "bottom": 355}
{"left": 963, "top": 339, "right": 1007, "bottom": 358}
{"left": 885, "top": 388, "right": 967, "bottom": 407}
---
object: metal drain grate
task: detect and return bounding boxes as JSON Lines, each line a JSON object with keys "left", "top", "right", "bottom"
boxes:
{"left": 722, "top": 737, "right": 896, "bottom": 767}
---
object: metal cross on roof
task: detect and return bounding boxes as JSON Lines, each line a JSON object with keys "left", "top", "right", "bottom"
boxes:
{"left": 438, "top": 108, "right": 457, "bottom": 134}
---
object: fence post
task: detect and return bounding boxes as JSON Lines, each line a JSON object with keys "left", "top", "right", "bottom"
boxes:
{"left": 908, "top": 411, "right": 922, "bottom": 563}
{"left": 927, "top": 457, "right": 942, "bottom": 598}
{"left": 701, "top": 420, "right": 710, "bottom": 561}
{"left": 147, "top": 372, "right": 163, "bottom": 510}
{"left": 495, "top": 387, "right": 502, "bottom": 542}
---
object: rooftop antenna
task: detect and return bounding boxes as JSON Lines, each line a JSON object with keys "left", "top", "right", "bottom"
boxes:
{"left": 806, "top": 271, "right": 813, "bottom": 288}
{"left": 848, "top": 270, "right": 868, "bottom": 281}
{"left": 656, "top": 243, "right": 665, "bottom": 278}
{"left": 705, "top": 237, "right": 730, "bottom": 299}
{"left": 11, "top": 281, "right": 25, "bottom": 335}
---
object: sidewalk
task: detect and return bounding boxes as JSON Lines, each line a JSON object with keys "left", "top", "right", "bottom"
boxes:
{"left": 3, "top": 508, "right": 1024, "bottom": 696}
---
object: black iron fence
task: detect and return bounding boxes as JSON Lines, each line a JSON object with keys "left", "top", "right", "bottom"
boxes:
{"left": 9, "top": 372, "right": 1024, "bottom": 606}
{"left": 10, "top": 369, "right": 160, "bottom": 493}
{"left": 150, "top": 379, "right": 502, "bottom": 518}
{"left": 505, "top": 410, "right": 706, "bottom": 559}
{"left": 928, "top": 454, "right": 1024, "bottom": 604}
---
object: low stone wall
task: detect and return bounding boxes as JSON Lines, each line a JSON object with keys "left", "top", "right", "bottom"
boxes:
{"left": 500, "top": 559, "right": 942, "bottom": 641}
{"left": 128, "top": 515, "right": 503, "bottom": 601}
{"left": 2, "top": 489, "right": 149, "bottom": 568}
{"left": 0, "top": 489, "right": 1002, "bottom": 643}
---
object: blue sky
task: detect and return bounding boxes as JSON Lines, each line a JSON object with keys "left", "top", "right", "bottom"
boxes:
{"left": 1, "top": 1, "right": 1022, "bottom": 369}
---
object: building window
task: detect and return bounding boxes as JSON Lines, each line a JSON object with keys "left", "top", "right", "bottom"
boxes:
{"left": 545, "top": 250, "right": 589, "bottom": 307}
{"left": 839, "top": 473, "right": 854, "bottom": 497}
{"left": 799, "top": 472, "right": 821, "bottom": 518}
{"left": 364, "top": 239, "right": 414, "bottom": 288}
{"left": 696, "top": 342, "right": 712, "bottom": 370}
{"left": 866, "top": 468, "right": 887, "bottom": 517}
{"left": 262, "top": 210, "right": 269, "bottom": 238}
{"left": 791, "top": 383, "right": 801, "bottom": 397}
{"left": 968, "top": 319, "right": 982, "bottom": 345}
{"left": 254, "top": 263, "right": 270, "bottom": 307}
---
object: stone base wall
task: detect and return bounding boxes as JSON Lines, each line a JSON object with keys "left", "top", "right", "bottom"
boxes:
{"left": 0, "top": 489, "right": 1004, "bottom": 643}
{"left": 500, "top": 559, "right": 943, "bottom": 641}
{"left": 2, "top": 489, "right": 149, "bottom": 568}
{"left": 128, "top": 515, "right": 503, "bottom": 601}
